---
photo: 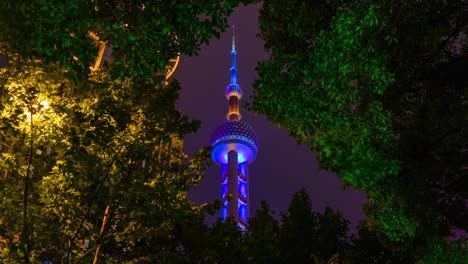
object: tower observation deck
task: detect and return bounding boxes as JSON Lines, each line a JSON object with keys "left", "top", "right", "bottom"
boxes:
{"left": 210, "top": 30, "right": 258, "bottom": 228}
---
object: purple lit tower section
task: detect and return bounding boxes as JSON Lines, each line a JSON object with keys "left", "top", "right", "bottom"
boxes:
{"left": 210, "top": 33, "right": 258, "bottom": 228}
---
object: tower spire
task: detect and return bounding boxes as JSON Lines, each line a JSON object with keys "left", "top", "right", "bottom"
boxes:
{"left": 232, "top": 26, "right": 236, "bottom": 52}
{"left": 230, "top": 26, "right": 238, "bottom": 84}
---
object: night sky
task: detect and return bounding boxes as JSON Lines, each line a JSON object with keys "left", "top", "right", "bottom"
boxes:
{"left": 174, "top": 4, "right": 367, "bottom": 229}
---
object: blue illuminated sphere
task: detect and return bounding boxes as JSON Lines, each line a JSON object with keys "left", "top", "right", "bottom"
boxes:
{"left": 210, "top": 120, "right": 258, "bottom": 164}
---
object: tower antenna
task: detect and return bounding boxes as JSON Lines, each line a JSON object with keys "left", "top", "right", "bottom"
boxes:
{"left": 232, "top": 25, "right": 236, "bottom": 51}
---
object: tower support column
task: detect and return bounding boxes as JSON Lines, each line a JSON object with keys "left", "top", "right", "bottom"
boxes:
{"left": 226, "top": 150, "right": 239, "bottom": 221}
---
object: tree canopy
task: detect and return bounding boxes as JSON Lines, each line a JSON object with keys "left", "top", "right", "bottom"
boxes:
{"left": 251, "top": 0, "right": 467, "bottom": 260}
{"left": 0, "top": 0, "right": 251, "bottom": 83}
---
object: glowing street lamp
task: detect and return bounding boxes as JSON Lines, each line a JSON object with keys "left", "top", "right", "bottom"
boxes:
{"left": 25, "top": 100, "right": 50, "bottom": 122}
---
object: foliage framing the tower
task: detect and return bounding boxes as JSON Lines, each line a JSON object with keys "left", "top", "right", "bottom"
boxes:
{"left": 252, "top": 0, "right": 467, "bottom": 258}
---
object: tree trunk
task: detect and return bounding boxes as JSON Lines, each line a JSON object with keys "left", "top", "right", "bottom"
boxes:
{"left": 93, "top": 205, "right": 111, "bottom": 264}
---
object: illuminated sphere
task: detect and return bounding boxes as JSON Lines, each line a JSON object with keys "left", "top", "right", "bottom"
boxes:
{"left": 210, "top": 120, "right": 258, "bottom": 164}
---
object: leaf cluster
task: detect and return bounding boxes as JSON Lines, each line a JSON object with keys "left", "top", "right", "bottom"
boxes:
{"left": 0, "top": 0, "right": 255, "bottom": 83}
{"left": 253, "top": 2, "right": 398, "bottom": 190}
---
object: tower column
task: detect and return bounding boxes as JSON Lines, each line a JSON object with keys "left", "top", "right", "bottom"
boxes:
{"left": 226, "top": 150, "right": 239, "bottom": 221}
{"left": 227, "top": 96, "right": 240, "bottom": 121}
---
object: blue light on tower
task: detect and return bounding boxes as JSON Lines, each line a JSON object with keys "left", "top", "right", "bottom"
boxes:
{"left": 210, "top": 28, "right": 257, "bottom": 228}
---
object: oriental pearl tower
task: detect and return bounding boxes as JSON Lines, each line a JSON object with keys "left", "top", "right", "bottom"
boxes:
{"left": 210, "top": 29, "right": 258, "bottom": 228}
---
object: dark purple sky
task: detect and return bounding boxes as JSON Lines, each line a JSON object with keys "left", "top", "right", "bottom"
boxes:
{"left": 174, "top": 4, "right": 367, "bottom": 229}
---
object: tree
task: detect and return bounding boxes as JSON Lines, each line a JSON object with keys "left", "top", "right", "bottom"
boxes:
{"left": 253, "top": 1, "right": 398, "bottom": 191}
{"left": 0, "top": 0, "right": 254, "bottom": 262}
{"left": 245, "top": 201, "right": 281, "bottom": 263}
{"left": 350, "top": 221, "right": 413, "bottom": 263}
{"left": 362, "top": 1, "right": 468, "bottom": 249}
{"left": 279, "top": 190, "right": 318, "bottom": 263}
{"left": 252, "top": 0, "right": 467, "bottom": 258}
{"left": 315, "top": 207, "right": 350, "bottom": 260}
{"left": 0, "top": 46, "right": 209, "bottom": 263}
{"left": 278, "top": 189, "right": 350, "bottom": 263}
{"left": 416, "top": 238, "right": 468, "bottom": 264}
{"left": 0, "top": 0, "right": 253, "bottom": 84}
